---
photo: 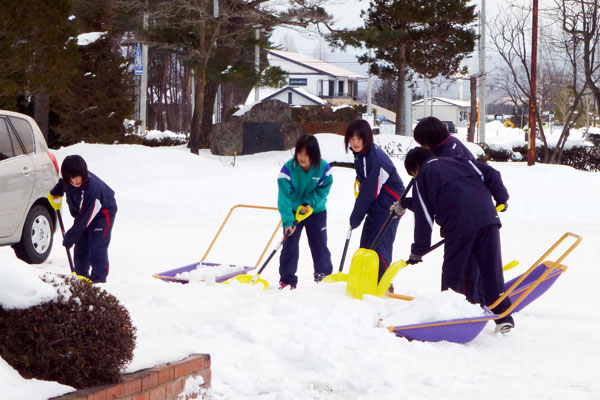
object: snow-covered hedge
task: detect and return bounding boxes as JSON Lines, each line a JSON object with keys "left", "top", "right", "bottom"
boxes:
{"left": 0, "top": 275, "right": 136, "bottom": 389}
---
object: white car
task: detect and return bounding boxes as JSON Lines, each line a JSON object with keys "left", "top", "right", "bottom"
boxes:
{"left": 0, "top": 110, "right": 59, "bottom": 263}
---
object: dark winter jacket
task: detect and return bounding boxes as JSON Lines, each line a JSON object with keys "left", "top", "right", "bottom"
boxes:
{"left": 51, "top": 172, "right": 117, "bottom": 247}
{"left": 410, "top": 156, "right": 509, "bottom": 255}
{"left": 433, "top": 135, "right": 474, "bottom": 160}
{"left": 350, "top": 145, "right": 405, "bottom": 229}
{"left": 402, "top": 136, "right": 475, "bottom": 211}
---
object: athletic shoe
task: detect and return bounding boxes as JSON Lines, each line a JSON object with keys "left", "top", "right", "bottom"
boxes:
{"left": 494, "top": 315, "right": 514, "bottom": 334}
{"left": 314, "top": 273, "right": 326, "bottom": 283}
{"left": 278, "top": 282, "right": 296, "bottom": 290}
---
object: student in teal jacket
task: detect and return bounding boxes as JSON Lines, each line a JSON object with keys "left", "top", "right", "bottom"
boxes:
{"left": 277, "top": 134, "right": 334, "bottom": 289}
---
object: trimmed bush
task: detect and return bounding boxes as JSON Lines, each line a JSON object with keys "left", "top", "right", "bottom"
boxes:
{"left": 0, "top": 275, "right": 136, "bottom": 389}
{"left": 142, "top": 135, "right": 188, "bottom": 147}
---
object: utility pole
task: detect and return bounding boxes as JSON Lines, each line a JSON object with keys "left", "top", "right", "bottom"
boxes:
{"left": 367, "top": 49, "right": 372, "bottom": 114}
{"left": 423, "top": 78, "right": 428, "bottom": 119}
{"left": 404, "top": 76, "right": 412, "bottom": 136}
{"left": 214, "top": 0, "right": 221, "bottom": 123}
{"left": 140, "top": 11, "right": 149, "bottom": 134}
{"left": 255, "top": 29, "right": 260, "bottom": 102}
{"left": 478, "top": 0, "right": 486, "bottom": 143}
{"left": 528, "top": 0, "right": 539, "bottom": 166}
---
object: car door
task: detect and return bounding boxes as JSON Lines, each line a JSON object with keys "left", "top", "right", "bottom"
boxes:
{"left": 0, "top": 116, "right": 35, "bottom": 237}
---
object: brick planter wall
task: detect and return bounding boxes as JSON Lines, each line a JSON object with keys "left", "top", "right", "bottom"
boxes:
{"left": 50, "top": 354, "right": 211, "bottom": 400}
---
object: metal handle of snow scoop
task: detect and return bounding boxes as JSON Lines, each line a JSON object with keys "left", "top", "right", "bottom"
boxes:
{"left": 201, "top": 204, "right": 281, "bottom": 268}
{"left": 255, "top": 205, "right": 313, "bottom": 276}
{"left": 489, "top": 232, "right": 582, "bottom": 315}
{"left": 369, "top": 178, "right": 415, "bottom": 250}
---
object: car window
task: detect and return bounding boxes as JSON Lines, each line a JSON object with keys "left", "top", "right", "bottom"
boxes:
{"left": 9, "top": 116, "right": 35, "bottom": 154}
{"left": 0, "top": 117, "right": 25, "bottom": 160}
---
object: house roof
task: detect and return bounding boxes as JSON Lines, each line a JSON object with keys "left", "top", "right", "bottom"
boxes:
{"left": 268, "top": 49, "right": 367, "bottom": 80}
{"left": 236, "top": 86, "right": 327, "bottom": 116}
{"left": 412, "top": 96, "right": 471, "bottom": 108}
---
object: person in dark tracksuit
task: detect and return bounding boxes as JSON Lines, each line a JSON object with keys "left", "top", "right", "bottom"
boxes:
{"left": 414, "top": 116, "right": 474, "bottom": 160}
{"left": 277, "top": 135, "right": 334, "bottom": 289}
{"left": 411, "top": 116, "right": 487, "bottom": 303}
{"left": 50, "top": 155, "right": 117, "bottom": 283}
{"left": 403, "top": 147, "right": 514, "bottom": 333}
{"left": 345, "top": 119, "right": 405, "bottom": 282}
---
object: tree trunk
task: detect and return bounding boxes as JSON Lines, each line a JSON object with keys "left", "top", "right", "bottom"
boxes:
{"left": 34, "top": 93, "right": 49, "bottom": 143}
{"left": 189, "top": 74, "right": 207, "bottom": 154}
{"left": 394, "top": 44, "right": 406, "bottom": 136}
{"left": 468, "top": 76, "right": 477, "bottom": 142}
{"left": 201, "top": 82, "right": 218, "bottom": 146}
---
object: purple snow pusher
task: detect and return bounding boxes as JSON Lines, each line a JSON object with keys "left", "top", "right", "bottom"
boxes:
{"left": 153, "top": 262, "right": 256, "bottom": 284}
{"left": 387, "top": 232, "right": 581, "bottom": 344}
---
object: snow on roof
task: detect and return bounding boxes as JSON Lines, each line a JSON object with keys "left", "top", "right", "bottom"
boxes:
{"left": 268, "top": 49, "right": 367, "bottom": 80}
{"left": 239, "top": 86, "right": 327, "bottom": 115}
{"left": 412, "top": 96, "right": 471, "bottom": 108}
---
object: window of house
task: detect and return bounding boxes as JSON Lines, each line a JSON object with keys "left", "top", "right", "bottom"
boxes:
{"left": 338, "top": 81, "right": 344, "bottom": 96}
{"left": 288, "top": 92, "right": 293, "bottom": 105}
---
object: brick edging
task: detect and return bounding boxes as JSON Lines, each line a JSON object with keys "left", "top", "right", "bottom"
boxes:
{"left": 50, "top": 353, "right": 211, "bottom": 400}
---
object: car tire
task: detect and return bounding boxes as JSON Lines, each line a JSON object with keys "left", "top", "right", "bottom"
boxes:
{"left": 13, "top": 204, "right": 54, "bottom": 264}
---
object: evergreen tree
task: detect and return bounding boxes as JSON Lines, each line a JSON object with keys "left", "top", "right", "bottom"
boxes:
{"left": 53, "top": 35, "right": 136, "bottom": 145}
{"left": 374, "top": 78, "right": 397, "bottom": 111}
{"left": 52, "top": 0, "right": 136, "bottom": 145}
{"left": 332, "top": 0, "right": 477, "bottom": 134}
{"left": 0, "top": 0, "right": 79, "bottom": 141}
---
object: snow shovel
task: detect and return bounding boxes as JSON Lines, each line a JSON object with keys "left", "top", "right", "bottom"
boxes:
{"left": 225, "top": 205, "right": 313, "bottom": 290}
{"left": 47, "top": 194, "right": 92, "bottom": 283}
{"left": 322, "top": 226, "right": 352, "bottom": 283}
{"left": 327, "top": 179, "right": 415, "bottom": 286}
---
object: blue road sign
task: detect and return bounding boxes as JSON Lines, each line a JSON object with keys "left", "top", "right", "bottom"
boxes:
{"left": 134, "top": 43, "right": 143, "bottom": 75}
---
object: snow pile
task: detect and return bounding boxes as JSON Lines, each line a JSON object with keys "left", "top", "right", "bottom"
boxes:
{"left": 145, "top": 129, "right": 187, "bottom": 141}
{"left": 374, "top": 290, "right": 486, "bottom": 327}
{"left": 0, "top": 255, "right": 58, "bottom": 310}
{"left": 0, "top": 358, "right": 73, "bottom": 400}
{"left": 1, "top": 139, "right": 600, "bottom": 399}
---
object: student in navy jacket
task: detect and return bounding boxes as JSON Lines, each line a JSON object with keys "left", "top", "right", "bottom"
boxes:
{"left": 345, "top": 119, "right": 405, "bottom": 281}
{"left": 50, "top": 155, "right": 117, "bottom": 283}
{"left": 403, "top": 147, "right": 514, "bottom": 333}
{"left": 414, "top": 116, "right": 474, "bottom": 159}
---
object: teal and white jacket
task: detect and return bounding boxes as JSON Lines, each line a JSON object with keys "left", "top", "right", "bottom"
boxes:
{"left": 277, "top": 158, "right": 333, "bottom": 228}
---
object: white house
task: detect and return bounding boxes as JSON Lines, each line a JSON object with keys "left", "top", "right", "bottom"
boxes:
{"left": 412, "top": 97, "right": 471, "bottom": 127}
{"left": 265, "top": 49, "right": 367, "bottom": 106}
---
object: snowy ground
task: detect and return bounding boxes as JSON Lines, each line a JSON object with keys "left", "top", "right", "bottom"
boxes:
{"left": 2, "top": 124, "right": 600, "bottom": 399}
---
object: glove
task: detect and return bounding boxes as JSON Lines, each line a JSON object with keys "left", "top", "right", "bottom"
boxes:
{"left": 62, "top": 239, "right": 73, "bottom": 249}
{"left": 47, "top": 193, "right": 62, "bottom": 211}
{"left": 496, "top": 202, "right": 508, "bottom": 212}
{"left": 406, "top": 253, "right": 422, "bottom": 265}
{"left": 389, "top": 201, "right": 405, "bottom": 217}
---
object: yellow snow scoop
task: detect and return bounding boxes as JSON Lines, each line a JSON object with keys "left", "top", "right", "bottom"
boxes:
{"left": 224, "top": 205, "right": 313, "bottom": 290}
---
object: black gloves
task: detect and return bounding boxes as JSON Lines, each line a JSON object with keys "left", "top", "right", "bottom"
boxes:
{"left": 406, "top": 253, "right": 422, "bottom": 265}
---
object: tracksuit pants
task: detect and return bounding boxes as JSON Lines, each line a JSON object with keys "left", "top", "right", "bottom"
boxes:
{"left": 279, "top": 211, "right": 333, "bottom": 286}
{"left": 74, "top": 211, "right": 115, "bottom": 283}
{"left": 441, "top": 224, "right": 512, "bottom": 314}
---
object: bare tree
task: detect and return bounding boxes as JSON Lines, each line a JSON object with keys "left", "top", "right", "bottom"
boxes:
{"left": 488, "top": 2, "right": 552, "bottom": 160}
{"left": 281, "top": 33, "right": 298, "bottom": 52}
{"left": 559, "top": 0, "right": 600, "bottom": 124}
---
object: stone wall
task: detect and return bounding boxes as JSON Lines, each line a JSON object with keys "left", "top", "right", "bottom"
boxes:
{"left": 210, "top": 100, "right": 302, "bottom": 156}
